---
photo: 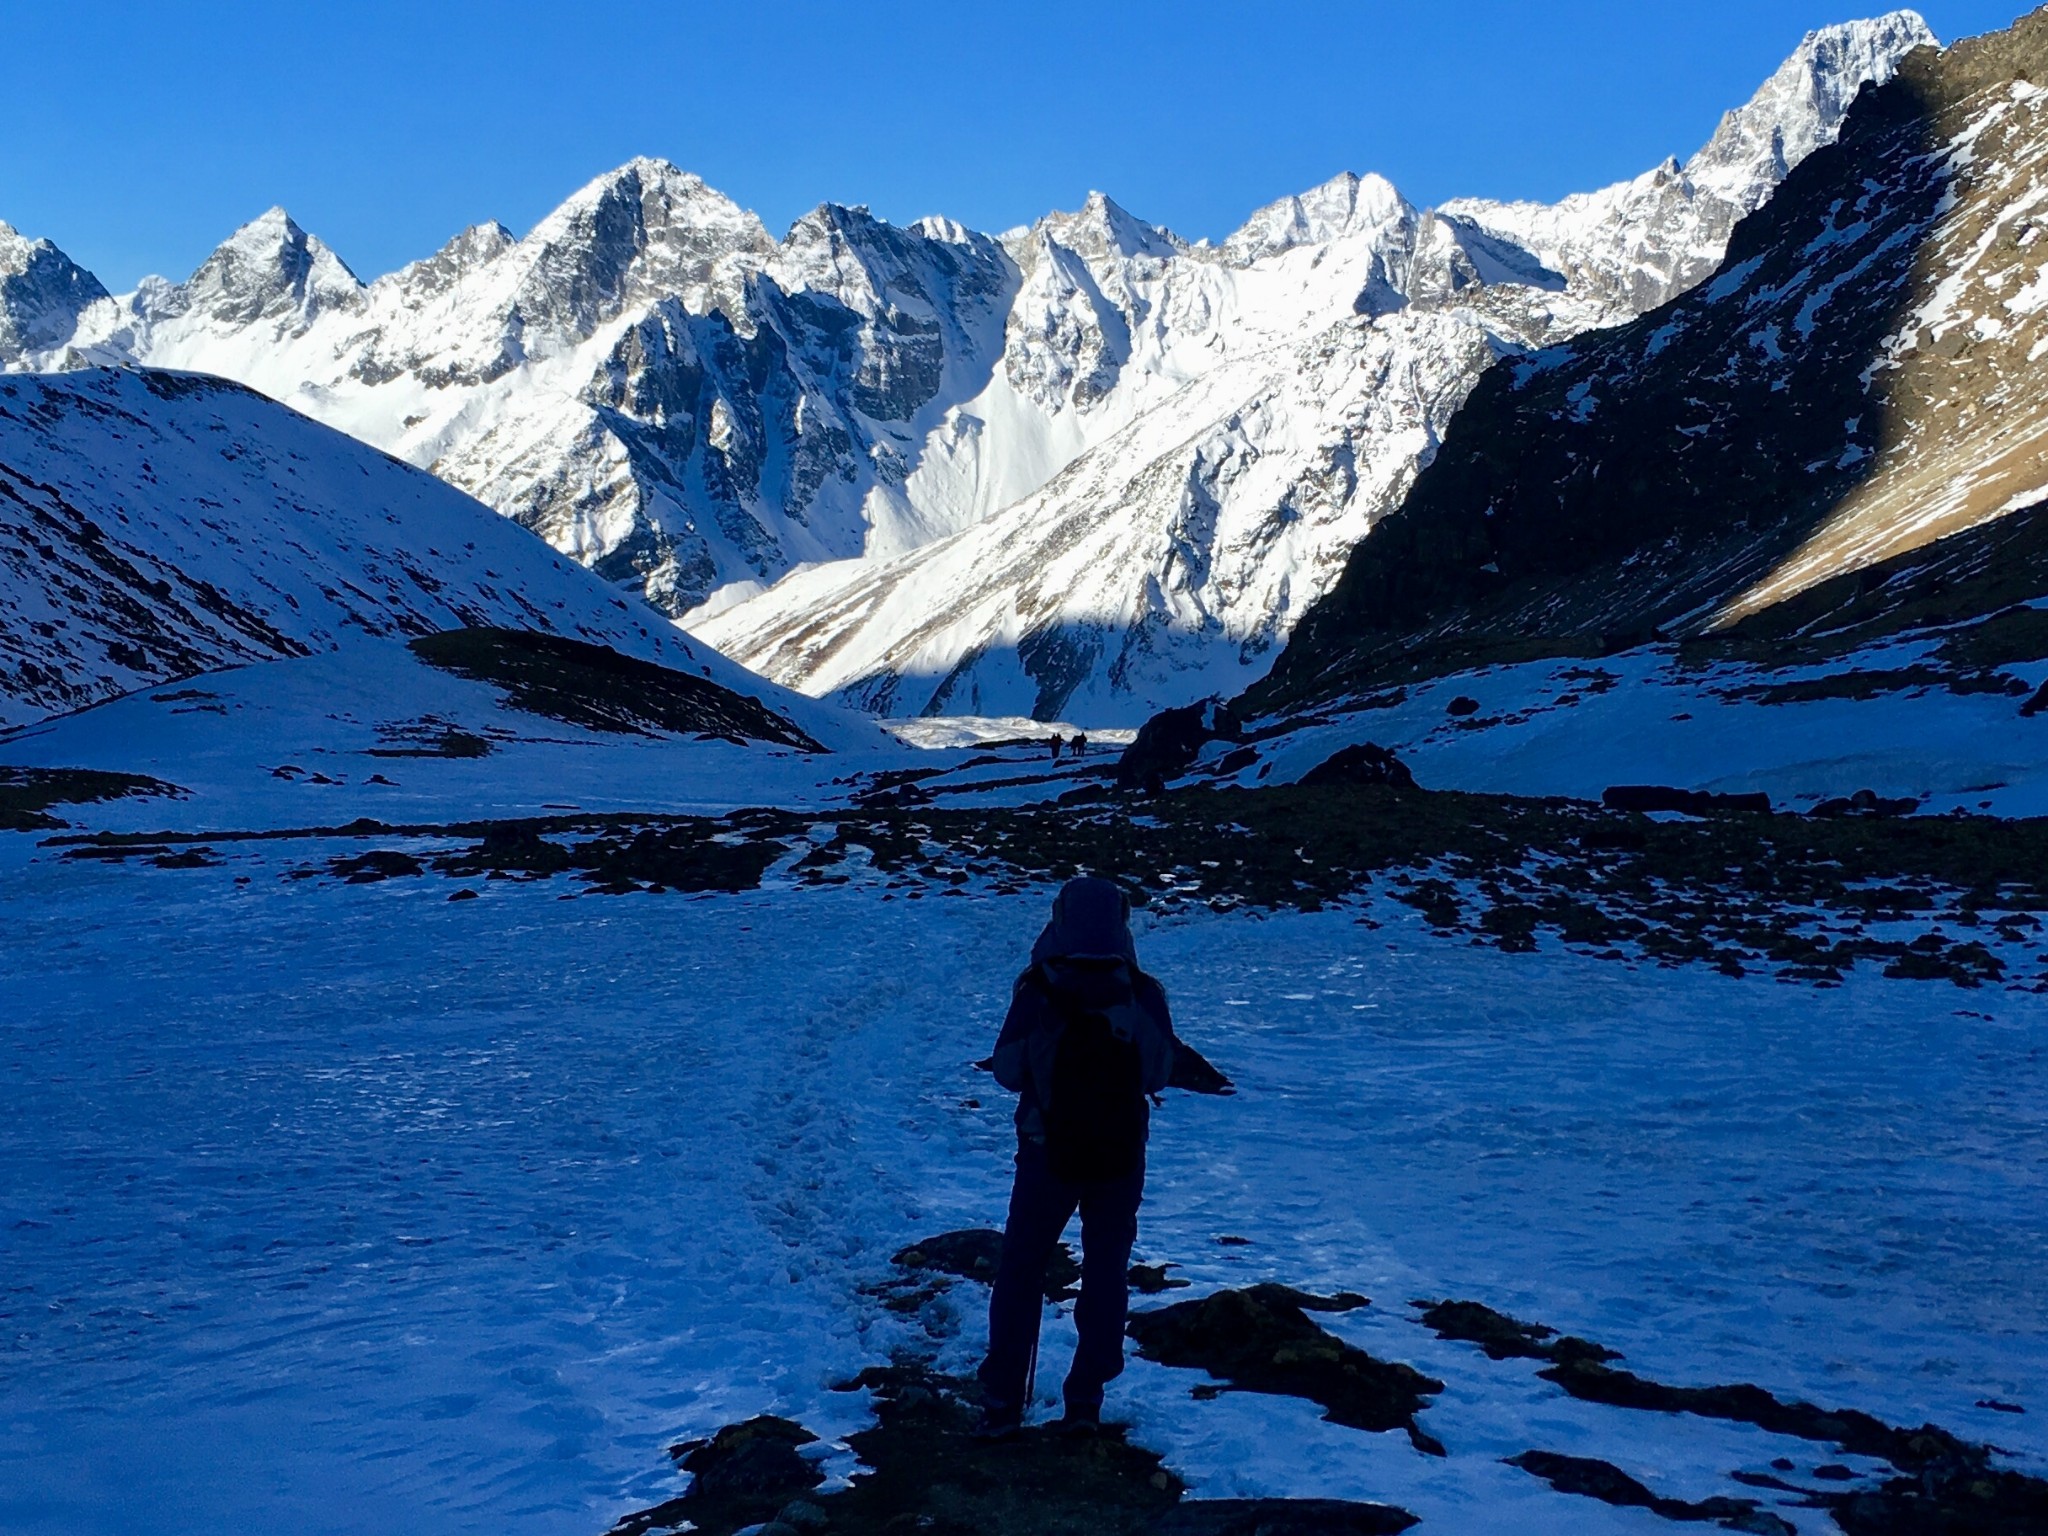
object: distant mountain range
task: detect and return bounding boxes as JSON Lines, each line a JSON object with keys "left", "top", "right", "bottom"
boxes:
{"left": 0, "top": 13, "right": 1936, "bottom": 725}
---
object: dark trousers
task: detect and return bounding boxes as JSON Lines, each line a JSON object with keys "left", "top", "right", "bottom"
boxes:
{"left": 979, "top": 1136, "right": 1143, "bottom": 1413}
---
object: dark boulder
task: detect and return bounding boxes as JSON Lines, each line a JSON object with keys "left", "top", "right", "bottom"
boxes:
{"left": 1299, "top": 742, "right": 1416, "bottom": 791}
{"left": 1117, "top": 698, "right": 1245, "bottom": 790}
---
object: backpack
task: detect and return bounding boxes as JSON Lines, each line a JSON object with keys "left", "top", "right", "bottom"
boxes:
{"left": 1042, "top": 990, "right": 1148, "bottom": 1183}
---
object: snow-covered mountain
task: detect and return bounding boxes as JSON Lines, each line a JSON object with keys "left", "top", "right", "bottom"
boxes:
{"left": 695, "top": 13, "right": 1937, "bottom": 721}
{"left": 0, "top": 13, "right": 1934, "bottom": 724}
{"left": 0, "top": 367, "right": 857, "bottom": 746}
{"left": 1254, "top": 5, "right": 2048, "bottom": 716}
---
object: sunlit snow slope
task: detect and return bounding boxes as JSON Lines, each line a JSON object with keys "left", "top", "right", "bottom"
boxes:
{"left": 0, "top": 16, "right": 1932, "bottom": 724}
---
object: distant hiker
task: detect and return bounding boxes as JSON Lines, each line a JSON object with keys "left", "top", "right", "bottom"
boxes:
{"left": 1048, "top": 735, "right": 1064, "bottom": 762}
{"left": 1070, "top": 734, "right": 1088, "bottom": 758}
{"left": 977, "top": 876, "right": 1178, "bottom": 1437}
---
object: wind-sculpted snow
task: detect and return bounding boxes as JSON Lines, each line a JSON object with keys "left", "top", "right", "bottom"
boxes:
{"left": 0, "top": 18, "right": 1931, "bottom": 722}
{"left": 0, "top": 367, "right": 860, "bottom": 746}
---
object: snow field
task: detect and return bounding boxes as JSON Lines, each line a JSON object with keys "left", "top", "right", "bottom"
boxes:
{"left": 1236, "top": 636, "right": 2048, "bottom": 817}
{"left": 4, "top": 842, "right": 2043, "bottom": 1535}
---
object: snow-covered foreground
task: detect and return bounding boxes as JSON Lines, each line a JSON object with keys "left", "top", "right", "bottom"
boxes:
{"left": 4, "top": 841, "right": 2042, "bottom": 1535}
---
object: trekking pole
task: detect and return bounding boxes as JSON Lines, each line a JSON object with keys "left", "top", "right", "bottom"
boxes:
{"left": 1026, "top": 1334, "right": 1039, "bottom": 1409}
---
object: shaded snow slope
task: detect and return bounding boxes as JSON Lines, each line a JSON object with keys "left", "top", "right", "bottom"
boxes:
{"left": 0, "top": 639, "right": 901, "bottom": 831}
{"left": 0, "top": 367, "right": 869, "bottom": 748}
{"left": 0, "top": 18, "right": 1930, "bottom": 726}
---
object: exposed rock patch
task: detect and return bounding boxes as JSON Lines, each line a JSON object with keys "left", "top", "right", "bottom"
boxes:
{"left": 1506, "top": 1450, "right": 1794, "bottom": 1533}
{"left": 608, "top": 1365, "right": 1418, "bottom": 1536}
{"left": 0, "top": 765, "right": 181, "bottom": 832}
{"left": 409, "top": 628, "right": 824, "bottom": 750}
{"left": 1126, "top": 1284, "right": 1444, "bottom": 1453}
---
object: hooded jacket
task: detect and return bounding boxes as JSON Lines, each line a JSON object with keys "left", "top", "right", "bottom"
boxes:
{"left": 990, "top": 877, "right": 1177, "bottom": 1146}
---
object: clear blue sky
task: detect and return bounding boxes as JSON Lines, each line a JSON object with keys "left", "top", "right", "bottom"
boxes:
{"left": 3, "top": 1, "right": 2026, "bottom": 289}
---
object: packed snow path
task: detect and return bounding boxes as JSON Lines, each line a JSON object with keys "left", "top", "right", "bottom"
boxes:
{"left": 3, "top": 847, "right": 2044, "bottom": 1535}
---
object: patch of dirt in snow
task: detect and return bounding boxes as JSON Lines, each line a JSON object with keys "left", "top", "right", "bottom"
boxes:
{"left": 40, "top": 779, "right": 2048, "bottom": 991}
{"left": 0, "top": 765, "right": 183, "bottom": 831}
{"left": 1505, "top": 1450, "right": 1795, "bottom": 1533}
{"left": 609, "top": 1361, "right": 1418, "bottom": 1536}
{"left": 1124, "top": 1285, "right": 1442, "bottom": 1454}
{"left": 1420, "top": 1298, "right": 2048, "bottom": 1534}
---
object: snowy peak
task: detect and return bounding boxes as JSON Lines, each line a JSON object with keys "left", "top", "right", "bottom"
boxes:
{"left": 1686, "top": 10, "right": 1939, "bottom": 210}
{"left": 508, "top": 157, "right": 774, "bottom": 344}
{"left": 1222, "top": 171, "right": 1416, "bottom": 266}
{"left": 377, "top": 219, "right": 516, "bottom": 308}
{"left": 167, "top": 207, "right": 364, "bottom": 330}
{"left": 0, "top": 220, "right": 109, "bottom": 360}
{"left": 1037, "top": 191, "right": 1182, "bottom": 264}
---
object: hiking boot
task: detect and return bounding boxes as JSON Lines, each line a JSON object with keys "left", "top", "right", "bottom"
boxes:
{"left": 1056, "top": 1399, "right": 1102, "bottom": 1436}
{"left": 969, "top": 1401, "right": 1023, "bottom": 1442}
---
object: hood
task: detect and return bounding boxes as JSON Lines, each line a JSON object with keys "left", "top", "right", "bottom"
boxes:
{"left": 1031, "top": 876, "right": 1138, "bottom": 966}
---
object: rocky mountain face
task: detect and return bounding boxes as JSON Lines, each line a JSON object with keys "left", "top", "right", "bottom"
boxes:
{"left": 0, "top": 367, "right": 840, "bottom": 741}
{"left": 695, "top": 13, "right": 1935, "bottom": 722}
{"left": 0, "top": 14, "right": 1933, "bottom": 724}
{"left": 0, "top": 222, "right": 109, "bottom": 360}
{"left": 1253, "top": 7, "right": 2048, "bottom": 715}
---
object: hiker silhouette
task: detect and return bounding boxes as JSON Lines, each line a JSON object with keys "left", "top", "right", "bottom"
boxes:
{"left": 978, "top": 876, "right": 1178, "bottom": 1435}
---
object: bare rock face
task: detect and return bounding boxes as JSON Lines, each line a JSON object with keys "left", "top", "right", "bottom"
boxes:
{"left": 0, "top": 18, "right": 1933, "bottom": 722}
